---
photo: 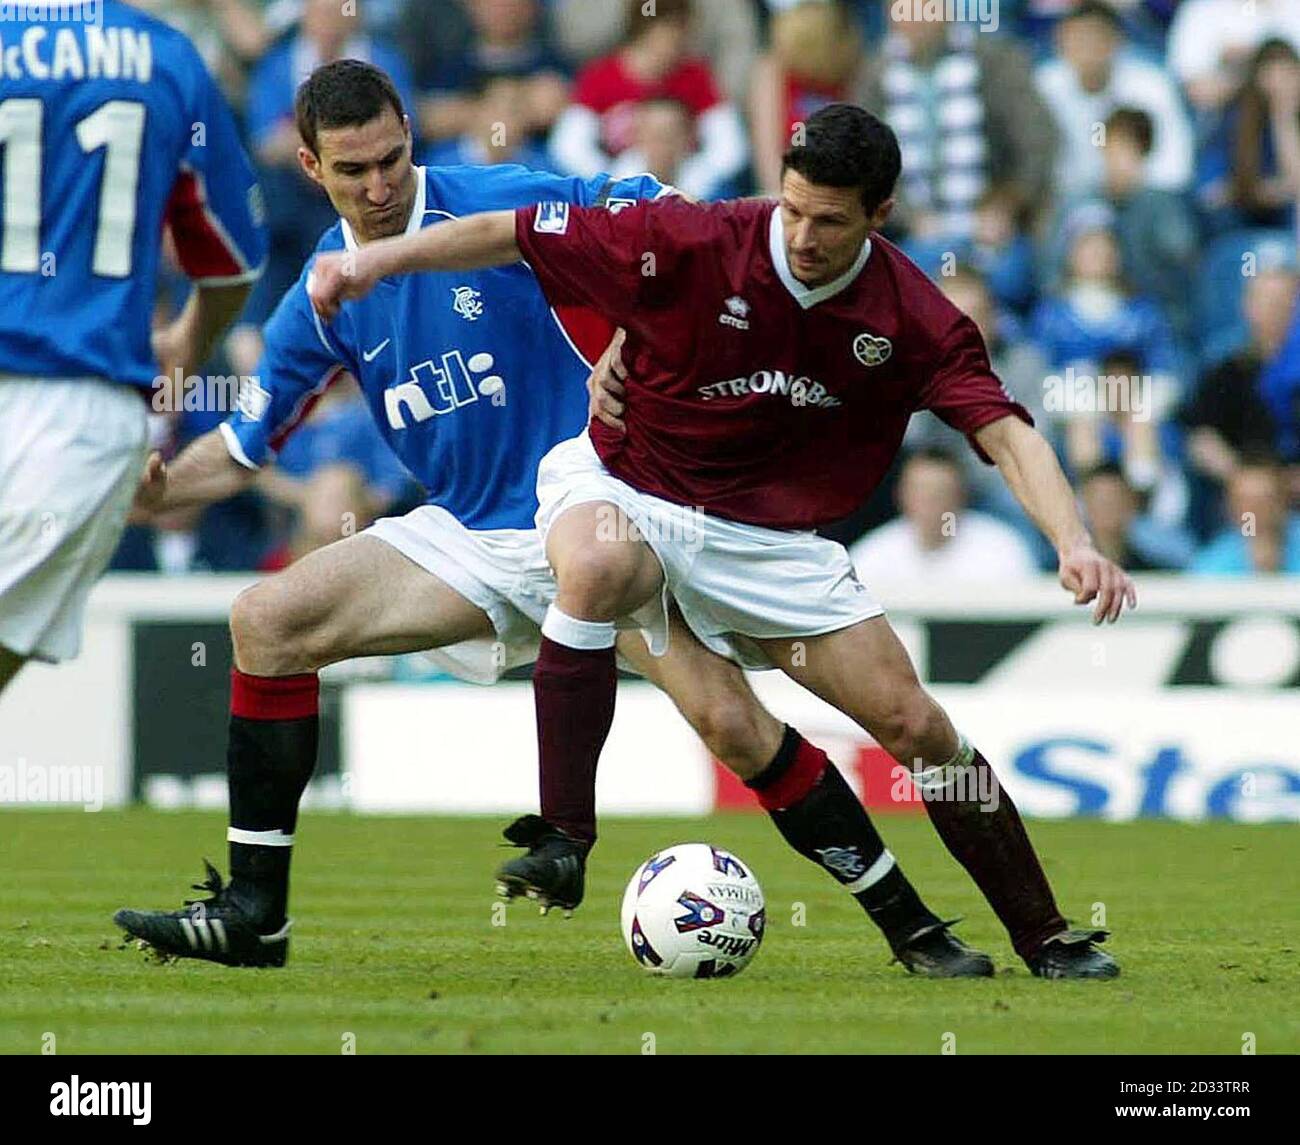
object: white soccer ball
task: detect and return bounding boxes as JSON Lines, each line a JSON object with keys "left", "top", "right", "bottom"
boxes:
{"left": 620, "top": 843, "right": 765, "bottom": 979}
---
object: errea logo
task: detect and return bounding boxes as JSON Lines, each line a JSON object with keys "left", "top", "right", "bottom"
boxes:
{"left": 719, "top": 296, "right": 750, "bottom": 330}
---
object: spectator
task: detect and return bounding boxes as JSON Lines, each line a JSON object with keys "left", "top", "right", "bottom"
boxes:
{"left": 408, "top": 0, "right": 570, "bottom": 147}
{"left": 855, "top": 1, "right": 1057, "bottom": 239}
{"left": 607, "top": 98, "right": 705, "bottom": 194}
{"left": 1181, "top": 266, "right": 1298, "bottom": 490}
{"left": 1168, "top": 0, "right": 1300, "bottom": 114}
{"left": 1079, "top": 462, "right": 1192, "bottom": 570}
{"left": 550, "top": 0, "right": 759, "bottom": 106}
{"left": 749, "top": 0, "right": 864, "bottom": 195}
{"left": 1036, "top": 0, "right": 1194, "bottom": 195}
{"left": 420, "top": 75, "right": 552, "bottom": 170}
{"left": 549, "top": 0, "right": 748, "bottom": 200}
{"left": 1226, "top": 39, "right": 1300, "bottom": 230}
{"left": 1033, "top": 204, "right": 1181, "bottom": 408}
{"left": 908, "top": 265, "right": 1048, "bottom": 508}
{"left": 1190, "top": 456, "right": 1300, "bottom": 573}
{"left": 1062, "top": 341, "right": 1189, "bottom": 532}
{"left": 1091, "top": 106, "right": 1198, "bottom": 344}
{"left": 849, "top": 449, "right": 1040, "bottom": 583}
{"left": 244, "top": 0, "right": 417, "bottom": 327}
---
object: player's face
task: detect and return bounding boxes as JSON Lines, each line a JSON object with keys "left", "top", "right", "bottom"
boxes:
{"left": 779, "top": 169, "right": 889, "bottom": 287}
{"left": 300, "top": 107, "right": 417, "bottom": 243}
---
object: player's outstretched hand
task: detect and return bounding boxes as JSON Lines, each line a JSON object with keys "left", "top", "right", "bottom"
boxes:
{"left": 307, "top": 250, "right": 381, "bottom": 322}
{"left": 588, "top": 327, "right": 628, "bottom": 432}
{"left": 1058, "top": 539, "right": 1137, "bottom": 625}
{"left": 129, "top": 451, "right": 168, "bottom": 524}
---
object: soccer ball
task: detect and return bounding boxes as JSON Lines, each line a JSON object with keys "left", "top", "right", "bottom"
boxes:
{"left": 620, "top": 843, "right": 765, "bottom": 979}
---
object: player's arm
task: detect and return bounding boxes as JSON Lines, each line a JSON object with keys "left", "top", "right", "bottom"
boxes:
{"left": 157, "top": 40, "right": 268, "bottom": 387}
{"left": 974, "top": 415, "right": 1137, "bottom": 625}
{"left": 152, "top": 283, "right": 253, "bottom": 391}
{"left": 130, "top": 429, "right": 256, "bottom": 522}
{"left": 309, "top": 211, "right": 520, "bottom": 320}
{"left": 136, "top": 264, "right": 349, "bottom": 522}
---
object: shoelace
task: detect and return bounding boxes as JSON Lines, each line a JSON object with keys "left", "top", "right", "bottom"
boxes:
{"left": 181, "top": 859, "right": 227, "bottom": 909}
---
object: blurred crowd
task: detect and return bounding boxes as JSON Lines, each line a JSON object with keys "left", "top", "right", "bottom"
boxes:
{"left": 119, "top": 0, "right": 1300, "bottom": 580}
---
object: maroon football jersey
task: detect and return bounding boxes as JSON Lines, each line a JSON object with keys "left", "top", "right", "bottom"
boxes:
{"left": 515, "top": 196, "right": 1031, "bottom": 530}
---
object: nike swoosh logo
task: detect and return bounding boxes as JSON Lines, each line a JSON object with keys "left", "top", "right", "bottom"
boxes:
{"left": 362, "top": 338, "right": 391, "bottom": 363}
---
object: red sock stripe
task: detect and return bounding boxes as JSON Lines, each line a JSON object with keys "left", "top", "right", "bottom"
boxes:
{"left": 230, "top": 670, "right": 319, "bottom": 721}
{"left": 754, "top": 737, "right": 829, "bottom": 811}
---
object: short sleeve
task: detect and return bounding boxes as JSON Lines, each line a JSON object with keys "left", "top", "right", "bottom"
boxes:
{"left": 514, "top": 200, "right": 686, "bottom": 326}
{"left": 166, "top": 48, "right": 268, "bottom": 284}
{"left": 220, "top": 262, "right": 348, "bottom": 468}
{"left": 917, "top": 314, "right": 1034, "bottom": 464}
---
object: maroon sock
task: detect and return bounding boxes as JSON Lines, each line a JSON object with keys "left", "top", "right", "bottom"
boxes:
{"left": 921, "top": 745, "right": 1066, "bottom": 961}
{"left": 533, "top": 636, "right": 616, "bottom": 845}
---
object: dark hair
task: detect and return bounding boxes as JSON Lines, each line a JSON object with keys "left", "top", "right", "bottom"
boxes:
{"left": 625, "top": 0, "right": 691, "bottom": 40}
{"left": 906, "top": 446, "right": 963, "bottom": 472}
{"left": 295, "top": 59, "right": 407, "bottom": 155}
{"left": 1232, "top": 39, "right": 1300, "bottom": 219}
{"left": 1100, "top": 350, "right": 1141, "bottom": 375}
{"left": 1105, "top": 107, "right": 1154, "bottom": 155}
{"left": 1079, "top": 461, "right": 1128, "bottom": 486}
{"left": 1236, "top": 448, "right": 1283, "bottom": 472}
{"left": 1063, "top": 0, "right": 1123, "bottom": 30}
{"left": 781, "top": 103, "right": 901, "bottom": 213}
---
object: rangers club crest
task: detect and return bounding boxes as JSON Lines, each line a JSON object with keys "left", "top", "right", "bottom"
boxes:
{"left": 854, "top": 332, "right": 892, "bottom": 367}
{"left": 452, "top": 286, "right": 484, "bottom": 321}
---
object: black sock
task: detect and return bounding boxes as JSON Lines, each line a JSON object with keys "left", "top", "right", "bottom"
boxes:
{"left": 226, "top": 670, "right": 319, "bottom": 927}
{"left": 746, "top": 726, "right": 939, "bottom": 949}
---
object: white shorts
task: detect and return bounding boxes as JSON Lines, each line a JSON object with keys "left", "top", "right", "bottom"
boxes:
{"left": 0, "top": 377, "right": 149, "bottom": 663}
{"left": 535, "top": 432, "right": 885, "bottom": 670}
{"left": 366, "top": 503, "right": 556, "bottom": 684}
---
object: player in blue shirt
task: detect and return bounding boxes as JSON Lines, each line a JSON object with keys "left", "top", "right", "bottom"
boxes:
{"left": 0, "top": 1, "right": 267, "bottom": 694}
{"left": 115, "top": 61, "right": 985, "bottom": 980}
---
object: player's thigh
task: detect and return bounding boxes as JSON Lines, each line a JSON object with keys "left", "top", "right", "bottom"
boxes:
{"left": 617, "top": 605, "right": 783, "bottom": 777}
{"left": 755, "top": 617, "right": 954, "bottom": 756}
{"left": 546, "top": 500, "right": 664, "bottom": 616}
{"left": 231, "top": 534, "right": 495, "bottom": 670}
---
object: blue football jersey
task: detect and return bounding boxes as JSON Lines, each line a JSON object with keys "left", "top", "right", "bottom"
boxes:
{"left": 222, "top": 164, "right": 669, "bottom": 531}
{"left": 0, "top": 1, "right": 267, "bottom": 386}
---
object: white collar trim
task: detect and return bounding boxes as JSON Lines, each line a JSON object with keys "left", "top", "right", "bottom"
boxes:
{"left": 768, "top": 205, "right": 872, "bottom": 309}
{"left": 340, "top": 165, "right": 427, "bottom": 252}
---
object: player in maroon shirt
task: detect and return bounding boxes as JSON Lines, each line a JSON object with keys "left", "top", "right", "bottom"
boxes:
{"left": 310, "top": 105, "right": 1136, "bottom": 979}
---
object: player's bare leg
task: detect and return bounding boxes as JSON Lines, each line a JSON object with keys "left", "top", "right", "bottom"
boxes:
{"left": 620, "top": 607, "right": 994, "bottom": 976}
{"left": 757, "top": 618, "right": 1119, "bottom": 980}
{"left": 495, "top": 502, "right": 661, "bottom": 914}
{"left": 114, "top": 534, "right": 497, "bottom": 965}
{"left": 0, "top": 644, "right": 25, "bottom": 697}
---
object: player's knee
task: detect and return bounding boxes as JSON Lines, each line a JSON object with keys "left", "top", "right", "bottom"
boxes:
{"left": 873, "top": 689, "right": 950, "bottom": 765}
{"left": 554, "top": 544, "right": 649, "bottom": 619}
{"left": 230, "top": 582, "right": 312, "bottom": 674}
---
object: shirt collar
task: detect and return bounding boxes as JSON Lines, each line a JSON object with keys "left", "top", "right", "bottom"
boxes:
{"left": 340, "top": 165, "right": 427, "bottom": 252}
{"left": 768, "top": 204, "right": 872, "bottom": 310}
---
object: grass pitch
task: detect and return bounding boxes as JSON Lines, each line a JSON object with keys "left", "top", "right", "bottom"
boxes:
{"left": 1, "top": 810, "right": 1296, "bottom": 1055}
